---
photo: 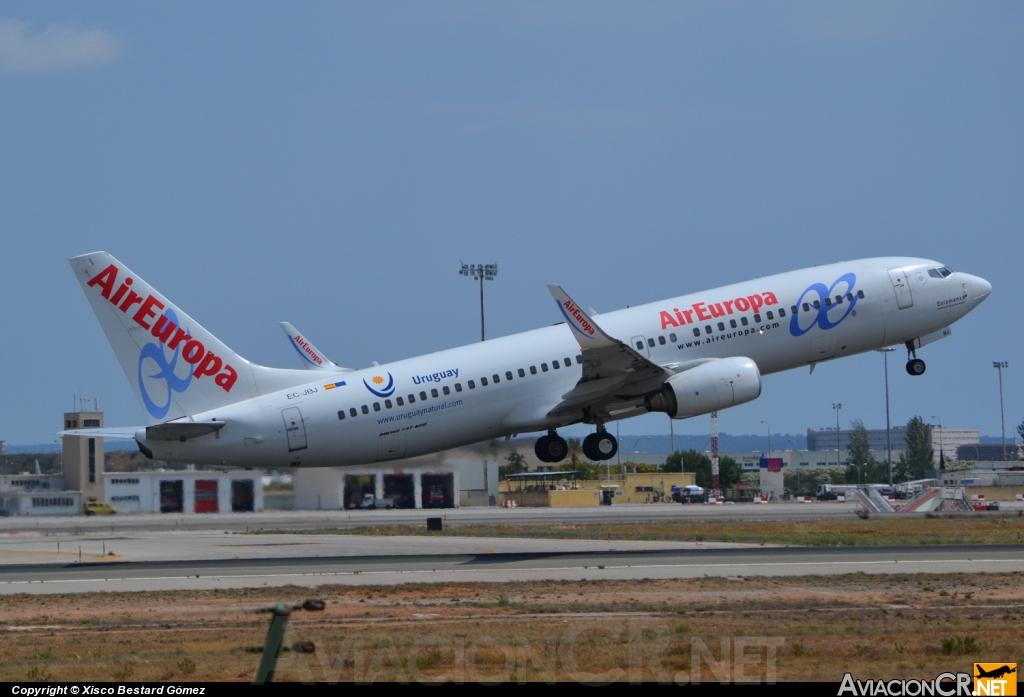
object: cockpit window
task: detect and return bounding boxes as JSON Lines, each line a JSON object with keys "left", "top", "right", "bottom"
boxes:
{"left": 929, "top": 267, "right": 953, "bottom": 279}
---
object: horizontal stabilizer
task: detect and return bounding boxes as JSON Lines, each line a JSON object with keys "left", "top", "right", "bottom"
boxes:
{"left": 59, "top": 427, "right": 140, "bottom": 440}
{"left": 146, "top": 421, "right": 225, "bottom": 441}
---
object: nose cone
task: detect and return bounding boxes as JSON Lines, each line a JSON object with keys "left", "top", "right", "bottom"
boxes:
{"left": 971, "top": 275, "right": 992, "bottom": 303}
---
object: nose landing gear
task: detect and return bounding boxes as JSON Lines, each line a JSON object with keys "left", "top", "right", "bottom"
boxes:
{"left": 905, "top": 341, "right": 926, "bottom": 376}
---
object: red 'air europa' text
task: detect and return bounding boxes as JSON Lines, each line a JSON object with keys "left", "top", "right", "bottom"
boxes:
{"left": 563, "top": 300, "right": 595, "bottom": 336}
{"left": 659, "top": 291, "right": 779, "bottom": 330}
{"left": 87, "top": 264, "right": 239, "bottom": 392}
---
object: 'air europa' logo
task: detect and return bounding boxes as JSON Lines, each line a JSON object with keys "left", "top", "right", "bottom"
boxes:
{"left": 86, "top": 264, "right": 239, "bottom": 419}
{"left": 790, "top": 273, "right": 858, "bottom": 337}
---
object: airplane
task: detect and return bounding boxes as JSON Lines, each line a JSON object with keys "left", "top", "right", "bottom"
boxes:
{"left": 63, "top": 252, "right": 991, "bottom": 468}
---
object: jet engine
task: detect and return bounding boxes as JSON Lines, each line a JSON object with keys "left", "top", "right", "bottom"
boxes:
{"left": 645, "top": 357, "right": 761, "bottom": 419}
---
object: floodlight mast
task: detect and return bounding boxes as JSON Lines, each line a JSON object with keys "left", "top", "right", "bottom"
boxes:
{"left": 459, "top": 262, "right": 498, "bottom": 341}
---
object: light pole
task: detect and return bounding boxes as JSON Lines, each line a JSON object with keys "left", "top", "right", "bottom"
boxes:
{"left": 832, "top": 403, "right": 842, "bottom": 468}
{"left": 993, "top": 361, "right": 1009, "bottom": 461}
{"left": 631, "top": 436, "right": 649, "bottom": 474}
{"left": 931, "top": 415, "right": 944, "bottom": 469}
{"left": 787, "top": 438, "right": 800, "bottom": 493}
{"left": 459, "top": 262, "right": 498, "bottom": 341}
{"left": 877, "top": 348, "right": 896, "bottom": 486}
{"left": 761, "top": 420, "right": 771, "bottom": 460}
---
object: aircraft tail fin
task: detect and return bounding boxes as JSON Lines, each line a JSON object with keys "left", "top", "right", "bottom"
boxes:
{"left": 70, "top": 252, "right": 315, "bottom": 424}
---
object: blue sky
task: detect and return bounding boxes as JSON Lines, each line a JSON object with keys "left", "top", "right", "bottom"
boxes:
{"left": 1, "top": 3, "right": 1021, "bottom": 445}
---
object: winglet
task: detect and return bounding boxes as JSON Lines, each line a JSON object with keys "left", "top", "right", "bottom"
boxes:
{"left": 547, "top": 285, "right": 617, "bottom": 349}
{"left": 279, "top": 322, "right": 340, "bottom": 371}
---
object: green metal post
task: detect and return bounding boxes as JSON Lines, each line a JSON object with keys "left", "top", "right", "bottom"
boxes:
{"left": 253, "top": 603, "right": 292, "bottom": 683}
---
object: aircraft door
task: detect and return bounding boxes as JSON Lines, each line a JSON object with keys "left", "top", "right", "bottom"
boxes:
{"left": 631, "top": 336, "right": 650, "bottom": 358}
{"left": 887, "top": 268, "right": 914, "bottom": 309}
{"left": 282, "top": 406, "right": 308, "bottom": 452}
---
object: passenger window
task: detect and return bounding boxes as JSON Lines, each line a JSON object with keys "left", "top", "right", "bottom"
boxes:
{"left": 846, "top": 293, "right": 854, "bottom": 301}
{"left": 518, "top": 368, "right": 525, "bottom": 377}
{"left": 717, "top": 322, "right": 725, "bottom": 331}
{"left": 481, "top": 377, "right": 488, "bottom": 385}
{"left": 647, "top": 338, "right": 655, "bottom": 348}
{"left": 350, "top": 407, "right": 357, "bottom": 417}
{"left": 552, "top": 361, "right": 559, "bottom": 370}
{"left": 704, "top": 325, "right": 712, "bottom": 334}
{"left": 493, "top": 374, "right": 501, "bottom": 382}
{"left": 658, "top": 336, "right": 666, "bottom": 345}
{"left": 824, "top": 297, "right": 832, "bottom": 307}
{"left": 384, "top": 399, "right": 392, "bottom": 409}
{"left": 455, "top": 383, "right": 462, "bottom": 392}
{"left": 779, "top": 308, "right": 786, "bottom": 317}
{"left": 397, "top": 396, "right": 405, "bottom": 406}
{"left": 408, "top": 394, "right": 416, "bottom": 403}
{"left": 373, "top": 402, "right": 381, "bottom": 412}
{"left": 730, "top": 319, "right": 737, "bottom": 329}
{"left": 857, "top": 290, "right": 865, "bottom": 299}
{"left": 669, "top": 333, "right": 677, "bottom": 342}
{"left": 468, "top": 380, "right": 476, "bottom": 389}
{"left": 741, "top": 317, "right": 749, "bottom": 326}
{"left": 443, "top": 386, "right": 450, "bottom": 395}
{"left": 420, "top": 391, "right": 427, "bottom": 400}
{"left": 431, "top": 388, "right": 439, "bottom": 398}
{"left": 530, "top": 366, "right": 537, "bottom": 374}
{"left": 576, "top": 355, "right": 583, "bottom": 364}
{"left": 361, "top": 405, "right": 369, "bottom": 414}
{"left": 791, "top": 305, "right": 798, "bottom": 314}
{"left": 693, "top": 328, "right": 700, "bottom": 337}
{"left": 766, "top": 311, "right": 774, "bottom": 320}
{"left": 635, "top": 340, "right": 644, "bottom": 350}
{"left": 506, "top": 371, "right": 513, "bottom": 381}
{"left": 835, "top": 295, "right": 843, "bottom": 305}
{"left": 802, "top": 303, "right": 810, "bottom": 312}
{"left": 564, "top": 358, "right": 571, "bottom": 367}
{"left": 754, "top": 313, "right": 761, "bottom": 323}
{"left": 812, "top": 300, "right": 820, "bottom": 309}
{"left": 337, "top": 410, "right": 345, "bottom": 420}
{"left": 541, "top": 363, "right": 548, "bottom": 372}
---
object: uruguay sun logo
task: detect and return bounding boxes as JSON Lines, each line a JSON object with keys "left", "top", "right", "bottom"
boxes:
{"left": 363, "top": 372, "right": 396, "bottom": 398}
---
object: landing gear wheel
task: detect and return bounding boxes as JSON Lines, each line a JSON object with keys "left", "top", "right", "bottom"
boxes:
{"left": 582, "top": 433, "right": 599, "bottom": 460}
{"left": 535, "top": 435, "right": 568, "bottom": 463}
{"left": 594, "top": 432, "right": 618, "bottom": 461}
{"left": 906, "top": 359, "right": 926, "bottom": 376}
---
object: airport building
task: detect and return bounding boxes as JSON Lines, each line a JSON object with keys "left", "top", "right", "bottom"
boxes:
{"left": 807, "top": 425, "right": 980, "bottom": 463}
{"left": 104, "top": 471, "right": 262, "bottom": 514}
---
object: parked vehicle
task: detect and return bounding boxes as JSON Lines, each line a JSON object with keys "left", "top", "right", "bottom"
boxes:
{"left": 84, "top": 501, "right": 117, "bottom": 516}
{"left": 672, "top": 485, "right": 706, "bottom": 504}
{"left": 358, "top": 493, "right": 395, "bottom": 510}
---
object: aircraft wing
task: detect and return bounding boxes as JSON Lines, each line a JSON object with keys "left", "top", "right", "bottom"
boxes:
{"left": 546, "top": 285, "right": 674, "bottom": 418}
{"left": 280, "top": 322, "right": 353, "bottom": 372}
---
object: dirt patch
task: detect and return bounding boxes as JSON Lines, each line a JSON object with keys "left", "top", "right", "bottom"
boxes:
{"left": 1, "top": 572, "right": 1022, "bottom": 682}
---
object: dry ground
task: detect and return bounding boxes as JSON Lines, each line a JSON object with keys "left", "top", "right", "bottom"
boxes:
{"left": 1, "top": 572, "right": 1022, "bottom": 683}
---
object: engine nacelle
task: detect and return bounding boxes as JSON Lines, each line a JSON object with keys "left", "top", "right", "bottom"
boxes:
{"left": 645, "top": 357, "right": 761, "bottom": 419}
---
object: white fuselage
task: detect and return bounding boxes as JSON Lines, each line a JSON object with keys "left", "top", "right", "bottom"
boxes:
{"left": 138, "top": 257, "right": 989, "bottom": 468}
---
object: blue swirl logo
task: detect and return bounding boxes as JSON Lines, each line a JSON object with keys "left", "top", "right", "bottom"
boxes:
{"left": 137, "top": 309, "right": 192, "bottom": 419}
{"left": 789, "top": 273, "right": 858, "bottom": 337}
{"left": 364, "top": 372, "right": 396, "bottom": 398}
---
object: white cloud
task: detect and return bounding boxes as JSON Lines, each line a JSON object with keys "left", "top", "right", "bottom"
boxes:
{"left": 0, "top": 19, "right": 124, "bottom": 74}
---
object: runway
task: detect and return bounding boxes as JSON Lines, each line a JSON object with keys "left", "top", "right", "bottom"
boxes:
{"left": 2, "top": 530, "right": 1021, "bottom": 594}
{"left": 0, "top": 500, "right": 952, "bottom": 535}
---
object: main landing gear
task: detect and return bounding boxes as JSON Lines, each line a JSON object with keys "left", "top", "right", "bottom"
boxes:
{"left": 534, "top": 429, "right": 619, "bottom": 463}
{"left": 905, "top": 341, "right": 926, "bottom": 376}
{"left": 582, "top": 429, "right": 618, "bottom": 462}
{"left": 535, "top": 431, "right": 569, "bottom": 463}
